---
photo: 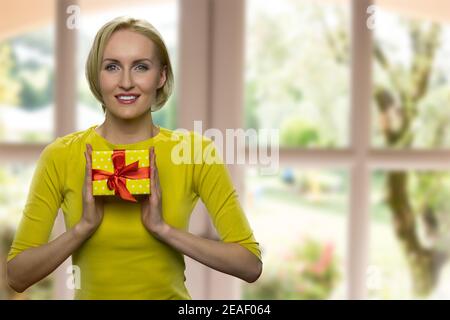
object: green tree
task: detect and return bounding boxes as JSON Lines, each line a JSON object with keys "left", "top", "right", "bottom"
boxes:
{"left": 0, "top": 43, "right": 21, "bottom": 105}
{"left": 11, "top": 29, "right": 54, "bottom": 110}
{"left": 324, "top": 10, "right": 448, "bottom": 295}
{"left": 280, "top": 117, "right": 323, "bottom": 147}
{"left": 245, "top": 1, "right": 349, "bottom": 147}
{"left": 374, "top": 22, "right": 445, "bottom": 297}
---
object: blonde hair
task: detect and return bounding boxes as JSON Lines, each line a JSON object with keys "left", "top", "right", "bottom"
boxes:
{"left": 85, "top": 16, "right": 174, "bottom": 112}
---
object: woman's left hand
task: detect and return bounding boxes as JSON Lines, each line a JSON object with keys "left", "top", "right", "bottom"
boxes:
{"left": 141, "top": 146, "right": 167, "bottom": 237}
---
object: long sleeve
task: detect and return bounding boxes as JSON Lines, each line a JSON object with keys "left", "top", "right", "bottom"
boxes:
{"left": 7, "top": 138, "right": 67, "bottom": 262}
{"left": 193, "top": 136, "right": 261, "bottom": 261}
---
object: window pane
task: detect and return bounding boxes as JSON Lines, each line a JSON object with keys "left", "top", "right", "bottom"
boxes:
{"left": 0, "top": 25, "right": 55, "bottom": 143}
{"left": 241, "top": 167, "right": 348, "bottom": 299}
{"left": 245, "top": 0, "right": 350, "bottom": 148}
{"left": 76, "top": 0, "right": 179, "bottom": 131}
{"left": 370, "top": 171, "right": 450, "bottom": 299}
{"left": 372, "top": 2, "right": 450, "bottom": 148}
{"left": 0, "top": 164, "right": 54, "bottom": 299}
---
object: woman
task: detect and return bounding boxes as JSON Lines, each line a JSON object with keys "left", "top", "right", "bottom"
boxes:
{"left": 6, "top": 17, "right": 262, "bottom": 299}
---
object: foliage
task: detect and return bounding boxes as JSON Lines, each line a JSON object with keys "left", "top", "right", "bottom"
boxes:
{"left": 0, "top": 28, "right": 54, "bottom": 111}
{"left": 244, "top": 1, "right": 349, "bottom": 148}
{"left": 280, "top": 117, "right": 322, "bottom": 147}
{"left": 243, "top": 238, "right": 340, "bottom": 299}
{"left": 0, "top": 167, "right": 54, "bottom": 300}
{"left": 0, "top": 43, "right": 21, "bottom": 105}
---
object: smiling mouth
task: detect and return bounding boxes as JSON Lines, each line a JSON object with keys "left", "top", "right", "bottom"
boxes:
{"left": 115, "top": 94, "right": 140, "bottom": 104}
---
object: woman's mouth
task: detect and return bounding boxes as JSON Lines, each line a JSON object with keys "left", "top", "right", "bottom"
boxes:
{"left": 115, "top": 94, "right": 140, "bottom": 104}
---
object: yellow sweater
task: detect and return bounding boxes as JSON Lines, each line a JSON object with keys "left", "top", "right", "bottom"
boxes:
{"left": 7, "top": 124, "right": 261, "bottom": 299}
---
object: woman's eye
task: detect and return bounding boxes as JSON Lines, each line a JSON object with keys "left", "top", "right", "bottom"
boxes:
{"left": 105, "top": 64, "right": 119, "bottom": 71}
{"left": 134, "top": 64, "right": 149, "bottom": 71}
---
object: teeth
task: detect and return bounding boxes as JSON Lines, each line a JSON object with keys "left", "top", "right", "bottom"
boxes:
{"left": 117, "top": 96, "right": 137, "bottom": 100}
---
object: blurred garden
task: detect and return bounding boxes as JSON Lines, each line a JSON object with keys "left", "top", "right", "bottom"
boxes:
{"left": 241, "top": 0, "right": 450, "bottom": 299}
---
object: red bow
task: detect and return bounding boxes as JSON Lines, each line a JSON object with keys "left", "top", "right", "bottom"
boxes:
{"left": 92, "top": 149, "right": 150, "bottom": 202}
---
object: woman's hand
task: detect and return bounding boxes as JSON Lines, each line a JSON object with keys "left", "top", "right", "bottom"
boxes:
{"left": 77, "top": 143, "right": 104, "bottom": 238}
{"left": 140, "top": 147, "right": 167, "bottom": 237}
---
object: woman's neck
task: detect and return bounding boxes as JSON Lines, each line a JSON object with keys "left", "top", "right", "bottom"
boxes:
{"left": 95, "top": 112, "right": 159, "bottom": 145}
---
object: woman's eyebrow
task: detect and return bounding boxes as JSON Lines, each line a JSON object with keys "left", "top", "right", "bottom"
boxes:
{"left": 102, "top": 58, "right": 153, "bottom": 64}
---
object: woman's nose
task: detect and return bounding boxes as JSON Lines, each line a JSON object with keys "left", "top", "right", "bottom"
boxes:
{"left": 119, "top": 70, "right": 134, "bottom": 90}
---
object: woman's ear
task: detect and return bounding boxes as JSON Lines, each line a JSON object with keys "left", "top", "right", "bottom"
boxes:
{"left": 157, "top": 66, "right": 167, "bottom": 89}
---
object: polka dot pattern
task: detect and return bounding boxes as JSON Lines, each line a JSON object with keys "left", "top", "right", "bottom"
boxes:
{"left": 91, "top": 149, "right": 151, "bottom": 196}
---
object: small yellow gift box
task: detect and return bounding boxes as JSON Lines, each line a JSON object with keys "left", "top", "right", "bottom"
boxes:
{"left": 91, "top": 149, "right": 150, "bottom": 202}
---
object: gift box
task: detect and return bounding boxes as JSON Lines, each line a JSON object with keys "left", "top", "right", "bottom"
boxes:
{"left": 91, "top": 149, "right": 151, "bottom": 202}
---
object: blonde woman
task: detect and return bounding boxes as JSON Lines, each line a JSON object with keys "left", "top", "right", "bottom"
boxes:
{"left": 6, "top": 17, "right": 262, "bottom": 299}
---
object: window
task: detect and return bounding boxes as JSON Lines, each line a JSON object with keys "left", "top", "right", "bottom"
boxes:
{"left": 243, "top": 0, "right": 450, "bottom": 299}
{"left": 372, "top": 4, "right": 450, "bottom": 149}
{"left": 369, "top": 171, "right": 450, "bottom": 299}
{"left": 0, "top": 2, "right": 55, "bottom": 300}
{"left": 245, "top": 0, "right": 350, "bottom": 148}
{"left": 367, "top": 0, "right": 450, "bottom": 299}
{"left": 0, "top": 164, "right": 55, "bottom": 299}
{"left": 243, "top": 0, "right": 350, "bottom": 299}
{"left": 0, "top": 26, "right": 55, "bottom": 143}
{"left": 241, "top": 168, "right": 348, "bottom": 299}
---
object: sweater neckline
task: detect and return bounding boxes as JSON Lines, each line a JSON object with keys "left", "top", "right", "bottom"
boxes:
{"left": 90, "top": 124, "right": 163, "bottom": 149}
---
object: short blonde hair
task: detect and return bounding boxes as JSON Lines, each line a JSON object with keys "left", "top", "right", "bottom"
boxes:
{"left": 86, "top": 16, "right": 174, "bottom": 112}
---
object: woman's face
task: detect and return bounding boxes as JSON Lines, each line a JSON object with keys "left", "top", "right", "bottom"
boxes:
{"left": 99, "top": 29, "right": 166, "bottom": 120}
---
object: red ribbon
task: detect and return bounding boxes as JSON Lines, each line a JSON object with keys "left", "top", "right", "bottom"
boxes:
{"left": 92, "top": 149, "right": 150, "bottom": 203}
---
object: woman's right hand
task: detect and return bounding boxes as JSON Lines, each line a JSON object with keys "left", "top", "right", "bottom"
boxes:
{"left": 77, "top": 143, "right": 104, "bottom": 238}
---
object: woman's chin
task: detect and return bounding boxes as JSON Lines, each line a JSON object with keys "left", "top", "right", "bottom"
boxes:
{"left": 111, "top": 106, "right": 147, "bottom": 120}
